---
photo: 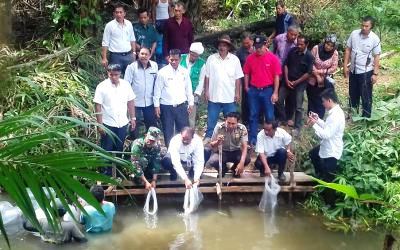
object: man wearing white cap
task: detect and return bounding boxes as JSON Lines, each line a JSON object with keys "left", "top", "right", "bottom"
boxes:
{"left": 180, "top": 42, "right": 206, "bottom": 127}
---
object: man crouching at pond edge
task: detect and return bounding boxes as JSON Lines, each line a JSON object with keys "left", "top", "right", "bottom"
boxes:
{"left": 161, "top": 127, "right": 204, "bottom": 189}
{"left": 130, "top": 127, "right": 163, "bottom": 190}
{"left": 204, "top": 112, "right": 250, "bottom": 178}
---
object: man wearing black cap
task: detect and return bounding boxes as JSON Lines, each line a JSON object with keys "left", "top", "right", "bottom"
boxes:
{"left": 203, "top": 34, "right": 244, "bottom": 143}
{"left": 243, "top": 35, "right": 282, "bottom": 146}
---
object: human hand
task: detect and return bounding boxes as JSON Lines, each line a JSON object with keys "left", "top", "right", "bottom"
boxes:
{"left": 235, "top": 162, "right": 245, "bottom": 176}
{"left": 264, "top": 165, "right": 271, "bottom": 176}
{"left": 193, "top": 179, "right": 200, "bottom": 187}
{"left": 101, "top": 58, "right": 108, "bottom": 68}
{"left": 234, "top": 93, "right": 240, "bottom": 103}
{"left": 130, "top": 120, "right": 136, "bottom": 130}
{"left": 151, "top": 180, "right": 157, "bottom": 189}
{"left": 271, "top": 92, "right": 278, "bottom": 104}
{"left": 204, "top": 92, "right": 209, "bottom": 103}
{"left": 155, "top": 107, "right": 161, "bottom": 118}
{"left": 286, "top": 80, "right": 295, "bottom": 89}
{"left": 287, "top": 150, "right": 295, "bottom": 163}
{"left": 144, "top": 181, "right": 152, "bottom": 190}
{"left": 188, "top": 105, "right": 194, "bottom": 114}
{"left": 371, "top": 74, "right": 378, "bottom": 84}
{"left": 97, "top": 126, "right": 105, "bottom": 136}
{"left": 343, "top": 67, "right": 349, "bottom": 78}
{"left": 184, "top": 178, "right": 193, "bottom": 189}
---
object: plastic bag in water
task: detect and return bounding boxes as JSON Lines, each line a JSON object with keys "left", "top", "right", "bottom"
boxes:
{"left": 0, "top": 201, "right": 23, "bottom": 235}
{"left": 183, "top": 184, "right": 203, "bottom": 214}
{"left": 258, "top": 175, "right": 281, "bottom": 212}
{"left": 144, "top": 188, "right": 158, "bottom": 216}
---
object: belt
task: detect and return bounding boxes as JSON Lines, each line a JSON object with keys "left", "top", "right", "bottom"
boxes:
{"left": 161, "top": 102, "right": 186, "bottom": 108}
{"left": 110, "top": 51, "right": 132, "bottom": 56}
{"left": 250, "top": 85, "right": 273, "bottom": 90}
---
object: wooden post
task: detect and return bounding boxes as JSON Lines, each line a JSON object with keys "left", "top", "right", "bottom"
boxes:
{"left": 217, "top": 144, "right": 223, "bottom": 200}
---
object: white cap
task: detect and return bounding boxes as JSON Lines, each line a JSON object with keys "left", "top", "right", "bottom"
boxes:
{"left": 189, "top": 42, "right": 204, "bottom": 55}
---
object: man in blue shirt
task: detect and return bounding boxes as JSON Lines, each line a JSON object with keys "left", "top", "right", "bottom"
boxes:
{"left": 267, "top": 0, "right": 294, "bottom": 45}
{"left": 80, "top": 185, "right": 115, "bottom": 233}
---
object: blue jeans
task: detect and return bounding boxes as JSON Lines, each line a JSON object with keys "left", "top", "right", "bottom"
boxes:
{"left": 205, "top": 101, "right": 237, "bottom": 138}
{"left": 101, "top": 124, "right": 128, "bottom": 176}
{"left": 248, "top": 86, "right": 275, "bottom": 145}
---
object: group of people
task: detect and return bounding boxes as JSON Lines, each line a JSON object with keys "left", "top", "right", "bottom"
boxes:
{"left": 96, "top": 0, "right": 381, "bottom": 187}
{"left": 22, "top": 185, "right": 115, "bottom": 244}
{"left": 17, "top": 0, "right": 383, "bottom": 245}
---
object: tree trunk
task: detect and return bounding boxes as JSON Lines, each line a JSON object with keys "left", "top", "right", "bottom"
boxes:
{"left": 183, "top": 0, "right": 202, "bottom": 31}
{"left": 0, "top": 0, "right": 12, "bottom": 44}
{"left": 195, "top": 18, "right": 275, "bottom": 46}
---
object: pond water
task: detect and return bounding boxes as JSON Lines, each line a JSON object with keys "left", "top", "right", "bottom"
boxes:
{"left": 1, "top": 197, "right": 384, "bottom": 250}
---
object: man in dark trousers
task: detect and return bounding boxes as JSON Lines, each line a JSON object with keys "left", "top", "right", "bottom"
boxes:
{"left": 276, "top": 35, "right": 314, "bottom": 136}
{"left": 153, "top": 49, "right": 194, "bottom": 146}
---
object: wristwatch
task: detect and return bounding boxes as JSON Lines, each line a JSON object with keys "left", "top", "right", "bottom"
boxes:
{"left": 131, "top": 117, "right": 136, "bottom": 121}
{"left": 373, "top": 73, "right": 378, "bottom": 76}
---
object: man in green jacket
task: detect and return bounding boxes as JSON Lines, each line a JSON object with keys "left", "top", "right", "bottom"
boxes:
{"left": 180, "top": 42, "right": 206, "bottom": 127}
{"left": 131, "top": 126, "right": 164, "bottom": 189}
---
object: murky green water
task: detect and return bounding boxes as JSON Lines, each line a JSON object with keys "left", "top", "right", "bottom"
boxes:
{"left": 1, "top": 198, "right": 384, "bottom": 250}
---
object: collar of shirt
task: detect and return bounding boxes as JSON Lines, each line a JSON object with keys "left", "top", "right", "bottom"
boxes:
{"left": 138, "top": 61, "right": 152, "bottom": 69}
{"left": 327, "top": 104, "right": 339, "bottom": 115}
{"left": 358, "top": 30, "right": 370, "bottom": 38}
{"left": 107, "top": 79, "right": 121, "bottom": 88}
{"left": 217, "top": 52, "right": 231, "bottom": 60}
{"left": 296, "top": 48, "right": 308, "bottom": 55}
{"left": 113, "top": 19, "right": 127, "bottom": 27}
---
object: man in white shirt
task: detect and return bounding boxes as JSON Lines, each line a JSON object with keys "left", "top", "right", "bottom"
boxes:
{"left": 343, "top": 16, "right": 381, "bottom": 118}
{"left": 102, "top": 4, "right": 136, "bottom": 74}
{"left": 255, "top": 120, "right": 294, "bottom": 181}
{"left": 93, "top": 64, "right": 136, "bottom": 176}
{"left": 124, "top": 47, "right": 158, "bottom": 139}
{"left": 153, "top": 49, "right": 194, "bottom": 146}
{"left": 308, "top": 88, "right": 345, "bottom": 182}
{"left": 161, "top": 127, "right": 204, "bottom": 186}
{"left": 203, "top": 35, "right": 244, "bottom": 141}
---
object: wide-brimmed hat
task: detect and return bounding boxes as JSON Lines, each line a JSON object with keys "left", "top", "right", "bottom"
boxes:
{"left": 217, "top": 34, "right": 235, "bottom": 50}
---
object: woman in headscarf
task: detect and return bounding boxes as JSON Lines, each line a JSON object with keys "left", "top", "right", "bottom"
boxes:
{"left": 307, "top": 34, "right": 339, "bottom": 118}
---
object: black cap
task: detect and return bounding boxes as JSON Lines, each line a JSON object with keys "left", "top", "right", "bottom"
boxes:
{"left": 254, "top": 35, "right": 267, "bottom": 48}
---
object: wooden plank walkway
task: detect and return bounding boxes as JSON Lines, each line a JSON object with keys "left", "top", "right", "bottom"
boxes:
{"left": 105, "top": 171, "right": 315, "bottom": 196}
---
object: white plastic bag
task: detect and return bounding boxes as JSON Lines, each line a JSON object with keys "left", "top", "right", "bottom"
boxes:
{"left": 0, "top": 201, "right": 23, "bottom": 235}
{"left": 183, "top": 184, "right": 203, "bottom": 214}
{"left": 143, "top": 188, "right": 158, "bottom": 215}
{"left": 258, "top": 175, "right": 281, "bottom": 212}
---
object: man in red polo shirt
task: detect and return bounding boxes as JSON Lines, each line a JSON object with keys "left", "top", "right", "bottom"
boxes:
{"left": 244, "top": 35, "right": 281, "bottom": 146}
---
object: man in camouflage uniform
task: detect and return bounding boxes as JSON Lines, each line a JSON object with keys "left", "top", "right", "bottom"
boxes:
{"left": 131, "top": 127, "right": 163, "bottom": 189}
{"left": 204, "top": 112, "right": 250, "bottom": 178}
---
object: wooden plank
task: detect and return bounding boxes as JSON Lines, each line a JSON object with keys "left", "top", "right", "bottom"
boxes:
{"left": 106, "top": 185, "right": 314, "bottom": 196}
{"left": 121, "top": 172, "right": 314, "bottom": 187}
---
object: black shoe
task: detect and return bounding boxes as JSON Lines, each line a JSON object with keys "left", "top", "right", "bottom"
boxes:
{"left": 278, "top": 173, "right": 286, "bottom": 182}
{"left": 170, "top": 173, "right": 177, "bottom": 181}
